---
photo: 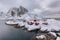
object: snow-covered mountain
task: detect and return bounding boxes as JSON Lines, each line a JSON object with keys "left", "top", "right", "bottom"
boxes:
{"left": 7, "top": 6, "right": 28, "bottom": 17}
{"left": 0, "top": 6, "right": 28, "bottom": 20}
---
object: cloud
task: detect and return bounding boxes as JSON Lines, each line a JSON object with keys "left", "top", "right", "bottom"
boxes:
{"left": 35, "top": 0, "right": 60, "bottom": 16}
{"left": 0, "top": 0, "right": 37, "bottom": 12}
{"left": 0, "top": 0, "right": 17, "bottom": 12}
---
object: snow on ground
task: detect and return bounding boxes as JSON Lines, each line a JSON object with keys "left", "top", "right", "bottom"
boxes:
{"left": 20, "top": 14, "right": 33, "bottom": 21}
{"left": 24, "top": 19, "right": 60, "bottom": 31}
{"left": 36, "top": 35, "right": 46, "bottom": 39}
{"left": 9, "top": 17, "right": 60, "bottom": 31}
{"left": 18, "top": 21, "right": 25, "bottom": 27}
{"left": 40, "top": 19, "right": 60, "bottom": 31}
{"left": 25, "top": 24, "right": 40, "bottom": 31}
{"left": 56, "top": 37, "right": 60, "bottom": 40}
{"left": 49, "top": 32, "right": 57, "bottom": 37}
{"left": 40, "top": 24, "right": 60, "bottom": 31}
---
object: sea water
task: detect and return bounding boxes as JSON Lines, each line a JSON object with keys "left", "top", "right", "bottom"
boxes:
{"left": 0, "top": 20, "right": 35, "bottom": 40}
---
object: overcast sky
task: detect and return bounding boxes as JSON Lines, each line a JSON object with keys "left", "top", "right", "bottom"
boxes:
{"left": 0, "top": 0, "right": 60, "bottom": 14}
{"left": 0, "top": 0, "right": 38, "bottom": 12}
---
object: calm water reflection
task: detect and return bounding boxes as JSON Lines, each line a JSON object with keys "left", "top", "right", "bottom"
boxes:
{"left": 0, "top": 20, "right": 35, "bottom": 40}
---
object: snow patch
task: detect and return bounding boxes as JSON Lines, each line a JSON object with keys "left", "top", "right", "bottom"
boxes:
{"left": 25, "top": 24, "right": 40, "bottom": 31}
{"left": 49, "top": 32, "right": 57, "bottom": 37}
{"left": 18, "top": 21, "right": 25, "bottom": 26}
{"left": 56, "top": 37, "right": 60, "bottom": 40}
{"left": 36, "top": 35, "right": 46, "bottom": 39}
{"left": 40, "top": 19, "right": 60, "bottom": 31}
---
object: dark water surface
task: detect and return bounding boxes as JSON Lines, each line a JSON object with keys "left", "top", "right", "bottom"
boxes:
{"left": 0, "top": 20, "right": 35, "bottom": 40}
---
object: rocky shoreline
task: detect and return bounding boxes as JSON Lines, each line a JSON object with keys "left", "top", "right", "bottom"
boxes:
{"left": 5, "top": 19, "right": 60, "bottom": 40}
